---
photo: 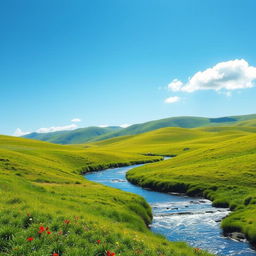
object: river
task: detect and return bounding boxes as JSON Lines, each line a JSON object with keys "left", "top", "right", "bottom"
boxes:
{"left": 85, "top": 161, "right": 255, "bottom": 256}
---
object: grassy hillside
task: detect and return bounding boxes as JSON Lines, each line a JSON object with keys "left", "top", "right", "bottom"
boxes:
{"left": 234, "top": 118, "right": 256, "bottom": 127}
{"left": 24, "top": 126, "right": 122, "bottom": 144}
{"left": 88, "top": 113, "right": 256, "bottom": 142}
{"left": 80, "top": 126, "right": 256, "bottom": 247}
{"left": 86, "top": 126, "right": 256, "bottom": 155}
{"left": 119, "top": 129, "right": 256, "bottom": 247}
{"left": 23, "top": 114, "right": 256, "bottom": 145}
{"left": 0, "top": 135, "right": 210, "bottom": 256}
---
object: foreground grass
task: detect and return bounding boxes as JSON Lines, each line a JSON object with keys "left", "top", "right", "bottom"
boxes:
{"left": 0, "top": 135, "right": 210, "bottom": 256}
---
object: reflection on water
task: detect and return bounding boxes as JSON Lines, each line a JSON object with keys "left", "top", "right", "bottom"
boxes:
{"left": 85, "top": 164, "right": 255, "bottom": 256}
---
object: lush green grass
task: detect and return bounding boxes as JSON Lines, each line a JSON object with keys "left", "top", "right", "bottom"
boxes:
{"left": 86, "top": 126, "right": 256, "bottom": 155}
{"left": 0, "top": 135, "right": 210, "bottom": 256}
{"left": 79, "top": 125, "right": 256, "bottom": 247}
{"left": 119, "top": 129, "right": 256, "bottom": 247}
{"left": 23, "top": 114, "right": 256, "bottom": 144}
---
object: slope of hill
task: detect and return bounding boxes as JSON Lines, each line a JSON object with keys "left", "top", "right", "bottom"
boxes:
{"left": 91, "top": 113, "right": 256, "bottom": 142}
{"left": 0, "top": 135, "right": 209, "bottom": 256}
{"left": 234, "top": 118, "right": 256, "bottom": 127}
{"left": 24, "top": 126, "right": 122, "bottom": 144}
{"left": 85, "top": 126, "right": 256, "bottom": 155}
{"left": 23, "top": 114, "right": 256, "bottom": 144}
{"left": 80, "top": 125, "right": 256, "bottom": 247}
{"left": 118, "top": 129, "right": 256, "bottom": 247}
{"left": 3, "top": 121, "right": 256, "bottom": 253}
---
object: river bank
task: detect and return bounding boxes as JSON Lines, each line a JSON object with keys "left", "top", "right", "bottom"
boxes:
{"left": 85, "top": 162, "right": 256, "bottom": 256}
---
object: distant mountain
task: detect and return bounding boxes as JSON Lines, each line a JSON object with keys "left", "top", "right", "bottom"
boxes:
{"left": 23, "top": 114, "right": 256, "bottom": 144}
{"left": 23, "top": 126, "right": 122, "bottom": 144}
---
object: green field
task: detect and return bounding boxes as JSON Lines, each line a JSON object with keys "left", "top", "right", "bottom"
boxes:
{"left": 83, "top": 125, "right": 256, "bottom": 247}
{"left": 0, "top": 135, "right": 211, "bottom": 256}
{"left": 23, "top": 114, "right": 256, "bottom": 144}
{"left": 1, "top": 118, "right": 256, "bottom": 255}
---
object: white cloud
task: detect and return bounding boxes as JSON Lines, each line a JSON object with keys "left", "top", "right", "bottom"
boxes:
{"left": 36, "top": 124, "right": 78, "bottom": 133}
{"left": 168, "top": 79, "right": 183, "bottom": 91}
{"left": 119, "top": 124, "right": 131, "bottom": 128}
{"left": 164, "top": 96, "right": 180, "bottom": 104}
{"left": 168, "top": 59, "right": 256, "bottom": 93}
{"left": 71, "top": 118, "right": 81, "bottom": 122}
{"left": 99, "top": 124, "right": 109, "bottom": 128}
{"left": 13, "top": 128, "right": 30, "bottom": 137}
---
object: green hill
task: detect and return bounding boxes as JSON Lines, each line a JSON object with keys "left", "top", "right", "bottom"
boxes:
{"left": 120, "top": 129, "right": 256, "bottom": 247}
{"left": 23, "top": 114, "right": 256, "bottom": 144}
{"left": 2, "top": 121, "right": 256, "bottom": 253}
{"left": 81, "top": 125, "right": 256, "bottom": 247}
{"left": 24, "top": 126, "right": 122, "bottom": 144}
{"left": 0, "top": 135, "right": 209, "bottom": 256}
{"left": 88, "top": 114, "right": 256, "bottom": 142}
{"left": 234, "top": 118, "right": 256, "bottom": 127}
{"left": 86, "top": 125, "right": 256, "bottom": 155}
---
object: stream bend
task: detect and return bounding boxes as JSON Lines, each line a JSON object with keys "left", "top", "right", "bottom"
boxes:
{"left": 85, "top": 161, "right": 255, "bottom": 256}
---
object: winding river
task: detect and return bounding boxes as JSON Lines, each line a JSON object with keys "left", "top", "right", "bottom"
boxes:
{"left": 85, "top": 160, "right": 255, "bottom": 256}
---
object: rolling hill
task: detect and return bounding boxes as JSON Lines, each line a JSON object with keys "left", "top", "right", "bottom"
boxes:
{"left": 233, "top": 118, "right": 256, "bottom": 127}
{"left": 2, "top": 120, "right": 256, "bottom": 253}
{"left": 91, "top": 114, "right": 256, "bottom": 142}
{"left": 125, "top": 131, "right": 256, "bottom": 246}
{"left": 0, "top": 135, "right": 208, "bottom": 256}
{"left": 24, "top": 126, "right": 122, "bottom": 144}
{"left": 80, "top": 125, "right": 256, "bottom": 247}
{"left": 84, "top": 125, "right": 256, "bottom": 155}
{"left": 23, "top": 114, "right": 256, "bottom": 144}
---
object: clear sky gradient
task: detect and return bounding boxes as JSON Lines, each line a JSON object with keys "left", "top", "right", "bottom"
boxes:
{"left": 1, "top": 0, "right": 256, "bottom": 135}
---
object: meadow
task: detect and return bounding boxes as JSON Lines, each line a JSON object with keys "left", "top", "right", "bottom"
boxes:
{"left": 85, "top": 123, "right": 256, "bottom": 247}
{"left": 0, "top": 135, "right": 211, "bottom": 256}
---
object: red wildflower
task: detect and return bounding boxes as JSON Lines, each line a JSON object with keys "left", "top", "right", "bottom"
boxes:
{"left": 106, "top": 251, "right": 115, "bottom": 256}
{"left": 64, "top": 219, "right": 70, "bottom": 224}
{"left": 47, "top": 231, "right": 52, "bottom": 235}
{"left": 27, "top": 237, "right": 34, "bottom": 242}
{"left": 52, "top": 253, "right": 59, "bottom": 256}
{"left": 39, "top": 226, "right": 45, "bottom": 232}
{"left": 97, "top": 239, "right": 101, "bottom": 244}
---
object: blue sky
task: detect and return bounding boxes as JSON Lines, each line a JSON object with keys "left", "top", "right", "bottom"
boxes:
{"left": 1, "top": 0, "right": 256, "bottom": 135}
